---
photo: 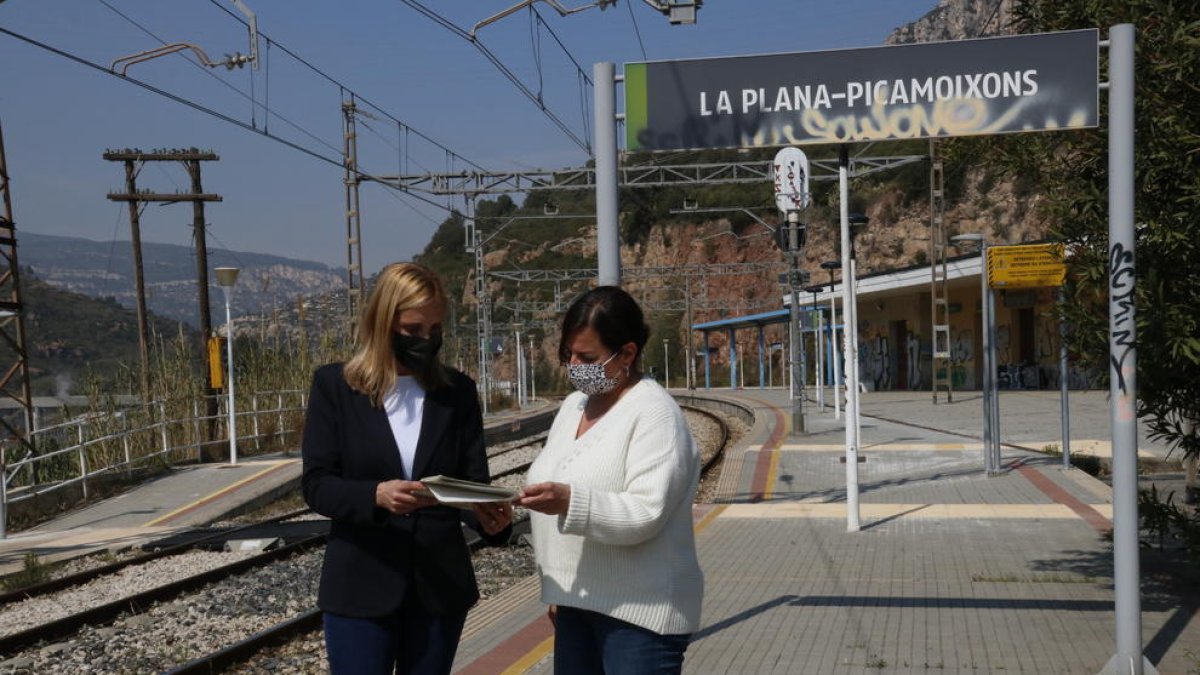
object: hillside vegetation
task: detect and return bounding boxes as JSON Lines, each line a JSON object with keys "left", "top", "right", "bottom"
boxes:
{"left": 11, "top": 271, "right": 194, "bottom": 396}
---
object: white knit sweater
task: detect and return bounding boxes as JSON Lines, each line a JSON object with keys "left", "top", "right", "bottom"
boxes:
{"left": 526, "top": 379, "right": 704, "bottom": 635}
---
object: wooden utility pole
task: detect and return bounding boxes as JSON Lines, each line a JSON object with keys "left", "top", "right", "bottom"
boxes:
{"left": 105, "top": 148, "right": 222, "bottom": 460}
{"left": 107, "top": 158, "right": 152, "bottom": 400}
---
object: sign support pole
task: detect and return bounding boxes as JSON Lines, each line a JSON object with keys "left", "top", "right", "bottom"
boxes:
{"left": 980, "top": 242, "right": 995, "bottom": 473}
{"left": 838, "top": 144, "right": 860, "bottom": 532}
{"left": 1060, "top": 287, "right": 1072, "bottom": 470}
{"left": 594, "top": 62, "right": 621, "bottom": 287}
{"left": 987, "top": 267, "right": 1002, "bottom": 475}
{"left": 1100, "top": 23, "right": 1158, "bottom": 675}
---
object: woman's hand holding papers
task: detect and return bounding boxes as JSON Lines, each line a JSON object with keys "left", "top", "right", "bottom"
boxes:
{"left": 375, "top": 479, "right": 438, "bottom": 515}
{"left": 471, "top": 501, "right": 514, "bottom": 535}
{"left": 517, "top": 482, "right": 572, "bottom": 516}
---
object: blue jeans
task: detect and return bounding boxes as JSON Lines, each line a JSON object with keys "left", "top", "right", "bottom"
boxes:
{"left": 553, "top": 605, "right": 690, "bottom": 675}
{"left": 323, "top": 595, "right": 466, "bottom": 675}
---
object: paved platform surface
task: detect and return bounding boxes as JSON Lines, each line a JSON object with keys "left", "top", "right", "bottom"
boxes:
{"left": 452, "top": 388, "right": 1200, "bottom": 674}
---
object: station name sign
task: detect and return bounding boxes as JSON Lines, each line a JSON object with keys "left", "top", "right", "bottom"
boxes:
{"left": 625, "top": 29, "right": 1098, "bottom": 151}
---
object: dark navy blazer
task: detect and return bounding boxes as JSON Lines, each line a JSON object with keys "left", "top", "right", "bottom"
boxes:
{"left": 301, "top": 362, "right": 505, "bottom": 618}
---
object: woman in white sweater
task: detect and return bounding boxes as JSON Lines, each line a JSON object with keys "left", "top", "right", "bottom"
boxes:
{"left": 518, "top": 286, "right": 703, "bottom": 675}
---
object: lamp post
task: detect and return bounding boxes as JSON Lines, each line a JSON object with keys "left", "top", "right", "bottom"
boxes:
{"left": 951, "top": 233, "right": 1000, "bottom": 475}
{"left": 663, "top": 338, "right": 670, "bottom": 388}
{"left": 821, "top": 260, "right": 842, "bottom": 420}
{"left": 214, "top": 267, "right": 239, "bottom": 465}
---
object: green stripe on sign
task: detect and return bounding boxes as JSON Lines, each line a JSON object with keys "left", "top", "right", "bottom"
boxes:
{"left": 623, "top": 63, "right": 647, "bottom": 151}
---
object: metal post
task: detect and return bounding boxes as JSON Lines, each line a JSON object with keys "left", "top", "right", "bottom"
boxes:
{"left": 814, "top": 292, "right": 825, "bottom": 410}
{"left": 703, "top": 333, "right": 711, "bottom": 389}
{"left": 788, "top": 215, "right": 805, "bottom": 433}
{"left": 980, "top": 242, "right": 995, "bottom": 474}
{"left": 756, "top": 328, "right": 765, "bottom": 389}
{"left": 223, "top": 288, "right": 237, "bottom": 465}
{"left": 838, "top": 145, "right": 860, "bottom": 532}
{"left": 686, "top": 276, "right": 695, "bottom": 390}
{"left": 1059, "top": 287, "right": 1072, "bottom": 470}
{"left": 987, "top": 274, "right": 1002, "bottom": 473}
{"left": 514, "top": 327, "right": 523, "bottom": 407}
{"left": 830, "top": 280, "right": 841, "bottom": 420}
{"left": 849, "top": 256, "right": 864, "bottom": 467}
{"left": 664, "top": 338, "right": 670, "bottom": 388}
{"left": 768, "top": 342, "right": 774, "bottom": 388}
{"left": 1100, "top": 23, "right": 1157, "bottom": 675}
{"left": 728, "top": 328, "right": 737, "bottom": 390}
{"left": 594, "top": 62, "right": 621, "bottom": 287}
{"left": 528, "top": 339, "right": 536, "bottom": 402}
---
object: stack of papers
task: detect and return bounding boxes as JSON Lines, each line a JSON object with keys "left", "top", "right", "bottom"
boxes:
{"left": 416, "top": 475, "right": 519, "bottom": 508}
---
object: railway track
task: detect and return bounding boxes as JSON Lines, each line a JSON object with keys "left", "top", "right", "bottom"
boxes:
{"left": 2, "top": 402, "right": 732, "bottom": 673}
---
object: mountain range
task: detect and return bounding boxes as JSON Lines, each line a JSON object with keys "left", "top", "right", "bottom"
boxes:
{"left": 18, "top": 232, "right": 347, "bottom": 328}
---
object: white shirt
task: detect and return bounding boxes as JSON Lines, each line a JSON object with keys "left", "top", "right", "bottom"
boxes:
{"left": 382, "top": 375, "right": 425, "bottom": 479}
{"left": 526, "top": 379, "right": 704, "bottom": 635}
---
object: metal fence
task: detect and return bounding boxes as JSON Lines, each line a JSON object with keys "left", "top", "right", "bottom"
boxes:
{"left": 0, "top": 389, "right": 308, "bottom": 534}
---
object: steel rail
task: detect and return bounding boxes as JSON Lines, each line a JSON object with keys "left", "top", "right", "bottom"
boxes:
{"left": 0, "top": 534, "right": 327, "bottom": 656}
{"left": 0, "top": 507, "right": 312, "bottom": 607}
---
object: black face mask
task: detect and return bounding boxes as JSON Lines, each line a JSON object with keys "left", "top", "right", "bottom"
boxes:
{"left": 391, "top": 332, "right": 443, "bottom": 372}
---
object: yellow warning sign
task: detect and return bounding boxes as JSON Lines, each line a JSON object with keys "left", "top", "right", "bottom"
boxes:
{"left": 987, "top": 243, "right": 1066, "bottom": 288}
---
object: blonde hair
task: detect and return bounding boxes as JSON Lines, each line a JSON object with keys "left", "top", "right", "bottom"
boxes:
{"left": 344, "top": 262, "right": 450, "bottom": 405}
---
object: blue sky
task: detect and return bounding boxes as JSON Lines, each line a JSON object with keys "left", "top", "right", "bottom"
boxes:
{"left": 0, "top": 1, "right": 937, "bottom": 273}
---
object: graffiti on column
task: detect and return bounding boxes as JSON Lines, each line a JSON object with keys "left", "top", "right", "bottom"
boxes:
{"left": 1109, "top": 242, "right": 1135, "bottom": 394}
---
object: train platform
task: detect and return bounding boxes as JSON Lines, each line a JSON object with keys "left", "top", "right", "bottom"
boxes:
{"left": 0, "top": 403, "right": 554, "bottom": 576}
{"left": 452, "top": 387, "right": 1200, "bottom": 674}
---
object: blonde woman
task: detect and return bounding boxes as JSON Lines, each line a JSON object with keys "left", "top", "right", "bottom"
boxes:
{"left": 302, "top": 262, "right": 512, "bottom": 675}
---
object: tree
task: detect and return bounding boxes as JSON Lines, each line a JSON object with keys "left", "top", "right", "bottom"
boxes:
{"left": 978, "top": 1, "right": 1200, "bottom": 459}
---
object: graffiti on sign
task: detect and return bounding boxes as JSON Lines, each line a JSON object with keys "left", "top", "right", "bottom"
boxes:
{"left": 625, "top": 30, "right": 1098, "bottom": 151}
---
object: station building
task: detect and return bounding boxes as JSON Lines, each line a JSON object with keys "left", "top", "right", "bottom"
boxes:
{"left": 691, "top": 250, "right": 1089, "bottom": 393}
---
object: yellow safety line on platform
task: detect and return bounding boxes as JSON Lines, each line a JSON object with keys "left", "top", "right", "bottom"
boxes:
{"left": 142, "top": 461, "right": 292, "bottom": 527}
{"left": 720, "top": 502, "right": 1099, "bottom": 520}
{"left": 499, "top": 637, "right": 554, "bottom": 675}
{"left": 763, "top": 442, "right": 783, "bottom": 500}
{"left": 777, "top": 442, "right": 974, "bottom": 452}
{"left": 694, "top": 504, "right": 728, "bottom": 533}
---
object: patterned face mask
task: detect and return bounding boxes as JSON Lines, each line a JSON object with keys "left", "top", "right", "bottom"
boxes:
{"left": 565, "top": 351, "right": 622, "bottom": 396}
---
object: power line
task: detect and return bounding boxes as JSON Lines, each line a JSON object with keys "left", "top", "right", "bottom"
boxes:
{"left": 397, "top": 0, "right": 592, "bottom": 153}
{"left": 204, "top": 0, "right": 490, "bottom": 173}
{"left": 96, "top": 0, "right": 343, "bottom": 157}
{"left": 625, "top": 0, "right": 648, "bottom": 61}
{"left": 0, "top": 25, "right": 460, "bottom": 219}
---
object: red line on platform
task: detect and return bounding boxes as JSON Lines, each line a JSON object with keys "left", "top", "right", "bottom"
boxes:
{"left": 1011, "top": 459, "right": 1112, "bottom": 534}
{"left": 457, "top": 614, "right": 553, "bottom": 675}
{"left": 749, "top": 401, "right": 788, "bottom": 503}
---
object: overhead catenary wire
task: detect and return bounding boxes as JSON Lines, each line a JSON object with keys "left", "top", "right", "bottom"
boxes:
{"left": 397, "top": 0, "right": 592, "bottom": 153}
{"left": 96, "top": 0, "right": 342, "bottom": 157}
{"left": 625, "top": 0, "right": 648, "bottom": 61}
{"left": 530, "top": 5, "right": 595, "bottom": 144}
{"left": 205, "top": 0, "right": 491, "bottom": 174}
{"left": 0, "top": 26, "right": 461, "bottom": 219}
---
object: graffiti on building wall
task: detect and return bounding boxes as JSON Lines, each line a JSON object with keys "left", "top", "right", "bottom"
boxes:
{"left": 995, "top": 325, "right": 1012, "bottom": 364}
{"left": 948, "top": 328, "right": 974, "bottom": 389}
{"left": 906, "top": 332, "right": 922, "bottom": 390}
